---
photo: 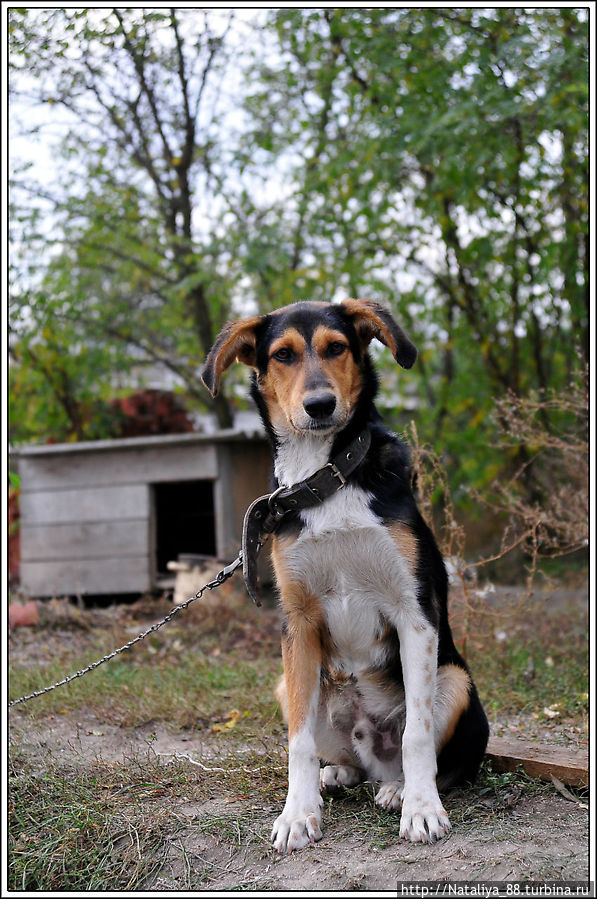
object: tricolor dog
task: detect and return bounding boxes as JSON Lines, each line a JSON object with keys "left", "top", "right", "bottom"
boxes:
{"left": 202, "top": 299, "right": 489, "bottom": 854}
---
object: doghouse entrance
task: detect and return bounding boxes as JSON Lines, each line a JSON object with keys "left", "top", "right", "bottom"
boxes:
{"left": 153, "top": 480, "right": 216, "bottom": 575}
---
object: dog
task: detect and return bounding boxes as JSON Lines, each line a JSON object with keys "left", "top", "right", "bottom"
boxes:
{"left": 202, "top": 298, "right": 489, "bottom": 854}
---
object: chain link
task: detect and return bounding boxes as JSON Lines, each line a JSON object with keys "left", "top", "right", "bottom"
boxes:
{"left": 8, "top": 552, "right": 244, "bottom": 708}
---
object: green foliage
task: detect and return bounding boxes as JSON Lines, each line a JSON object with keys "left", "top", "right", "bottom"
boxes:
{"left": 8, "top": 8, "right": 588, "bottom": 515}
{"left": 476, "top": 616, "right": 588, "bottom": 723}
{"left": 242, "top": 8, "right": 588, "bottom": 496}
{"left": 9, "top": 305, "right": 124, "bottom": 445}
{"left": 9, "top": 8, "right": 241, "bottom": 434}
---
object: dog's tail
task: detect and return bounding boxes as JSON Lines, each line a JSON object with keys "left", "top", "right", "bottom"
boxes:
{"left": 436, "top": 684, "right": 490, "bottom": 791}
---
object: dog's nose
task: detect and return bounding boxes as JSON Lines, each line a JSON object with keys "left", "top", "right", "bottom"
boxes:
{"left": 303, "top": 392, "right": 337, "bottom": 420}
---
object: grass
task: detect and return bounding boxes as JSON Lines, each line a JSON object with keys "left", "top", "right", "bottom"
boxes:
{"left": 456, "top": 595, "right": 588, "bottom": 737}
{"left": 8, "top": 583, "right": 589, "bottom": 890}
{"left": 10, "top": 587, "right": 588, "bottom": 733}
{"left": 9, "top": 741, "right": 567, "bottom": 892}
{"left": 9, "top": 593, "right": 284, "bottom": 735}
{"left": 10, "top": 649, "right": 282, "bottom": 734}
{"left": 8, "top": 748, "right": 183, "bottom": 890}
{"left": 8, "top": 736, "right": 290, "bottom": 891}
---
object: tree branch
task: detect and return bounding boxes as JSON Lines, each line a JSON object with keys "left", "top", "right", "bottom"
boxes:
{"left": 113, "top": 9, "right": 175, "bottom": 168}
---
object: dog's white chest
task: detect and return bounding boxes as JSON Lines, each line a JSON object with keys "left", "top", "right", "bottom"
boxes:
{"left": 300, "top": 483, "right": 380, "bottom": 536}
{"left": 281, "top": 486, "right": 420, "bottom": 675}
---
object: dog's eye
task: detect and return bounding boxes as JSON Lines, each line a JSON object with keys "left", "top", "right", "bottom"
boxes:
{"left": 272, "top": 347, "right": 294, "bottom": 363}
{"left": 326, "top": 341, "right": 347, "bottom": 358}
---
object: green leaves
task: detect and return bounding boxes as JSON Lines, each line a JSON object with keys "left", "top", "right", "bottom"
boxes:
{"left": 8, "top": 8, "right": 588, "bottom": 509}
{"left": 240, "top": 8, "right": 587, "bottom": 497}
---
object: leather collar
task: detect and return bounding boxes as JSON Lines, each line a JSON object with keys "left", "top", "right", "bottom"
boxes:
{"left": 242, "top": 427, "right": 371, "bottom": 605}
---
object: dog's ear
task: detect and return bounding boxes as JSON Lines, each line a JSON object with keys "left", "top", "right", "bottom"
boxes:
{"left": 201, "top": 316, "right": 262, "bottom": 397}
{"left": 341, "top": 298, "right": 417, "bottom": 369}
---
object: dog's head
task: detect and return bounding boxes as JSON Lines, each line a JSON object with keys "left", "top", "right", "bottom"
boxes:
{"left": 201, "top": 299, "right": 416, "bottom": 437}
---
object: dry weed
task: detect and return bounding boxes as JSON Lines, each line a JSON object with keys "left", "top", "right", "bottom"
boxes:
{"left": 406, "top": 370, "right": 588, "bottom": 651}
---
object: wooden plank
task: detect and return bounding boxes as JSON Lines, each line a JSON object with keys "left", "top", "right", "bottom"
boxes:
{"left": 20, "top": 556, "right": 152, "bottom": 597}
{"left": 213, "top": 442, "right": 272, "bottom": 558}
{"left": 14, "top": 428, "right": 264, "bottom": 457}
{"left": 20, "top": 485, "right": 149, "bottom": 526}
{"left": 18, "top": 442, "right": 218, "bottom": 491}
{"left": 21, "top": 520, "right": 149, "bottom": 562}
{"left": 485, "top": 736, "right": 589, "bottom": 787}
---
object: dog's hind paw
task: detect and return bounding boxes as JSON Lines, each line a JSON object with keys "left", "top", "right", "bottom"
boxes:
{"left": 320, "top": 764, "right": 362, "bottom": 792}
{"left": 374, "top": 780, "right": 404, "bottom": 810}
{"left": 271, "top": 799, "right": 323, "bottom": 854}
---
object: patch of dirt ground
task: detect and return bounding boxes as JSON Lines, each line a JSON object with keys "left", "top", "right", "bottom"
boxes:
{"left": 8, "top": 586, "right": 590, "bottom": 890}
{"left": 162, "top": 794, "right": 588, "bottom": 890}
{"left": 10, "top": 706, "right": 590, "bottom": 889}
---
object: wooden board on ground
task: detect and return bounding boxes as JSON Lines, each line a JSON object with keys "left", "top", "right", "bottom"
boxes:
{"left": 486, "top": 736, "right": 589, "bottom": 787}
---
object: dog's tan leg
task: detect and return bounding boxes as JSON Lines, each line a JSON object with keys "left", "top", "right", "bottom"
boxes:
{"left": 271, "top": 583, "right": 325, "bottom": 853}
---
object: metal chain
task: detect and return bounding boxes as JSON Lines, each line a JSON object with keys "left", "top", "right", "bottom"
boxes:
{"left": 8, "top": 552, "right": 244, "bottom": 708}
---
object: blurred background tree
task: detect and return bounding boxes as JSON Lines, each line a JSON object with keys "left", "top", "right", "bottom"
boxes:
{"left": 242, "top": 8, "right": 588, "bottom": 497}
{"left": 9, "top": 8, "right": 249, "bottom": 432}
{"left": 8, "top": 8, "right": 588, "bottom": 531}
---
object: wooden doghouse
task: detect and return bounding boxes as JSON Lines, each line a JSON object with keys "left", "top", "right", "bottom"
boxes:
{"left": 15, "top": 429, "right": 272, "bottom": 598}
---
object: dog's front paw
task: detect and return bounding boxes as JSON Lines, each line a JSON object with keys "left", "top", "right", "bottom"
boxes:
{"left": 374, "top": 782, "right": 450, "bottom": 843}
{"left": 271, "top": 798, "right": 323, "bottom": 853}
{"left": 399, "top": 789, "right": 451, "bottom": 844}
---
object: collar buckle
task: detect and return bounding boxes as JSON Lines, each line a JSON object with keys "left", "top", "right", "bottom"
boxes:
{"left": 323, "top": 462, "right": 347, "bottom": 488}
{"left": 267, "top": 485, "right": 289, "bottom": 519}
